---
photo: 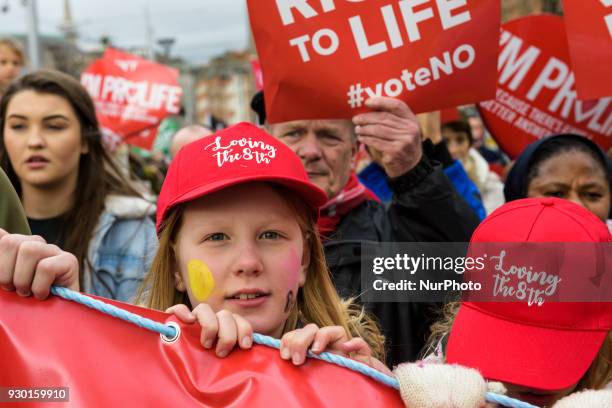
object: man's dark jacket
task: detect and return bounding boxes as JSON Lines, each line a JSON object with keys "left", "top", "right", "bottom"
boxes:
{"left": 323, "top": 155, "right": 479, "bottom": 367}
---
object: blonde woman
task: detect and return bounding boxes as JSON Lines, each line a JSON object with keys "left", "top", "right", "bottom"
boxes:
{"left": 0, "top": 39, "right": 24, "bottom": 94}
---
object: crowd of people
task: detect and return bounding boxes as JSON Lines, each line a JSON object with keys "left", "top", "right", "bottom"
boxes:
{"left": 0, "top": 36, "right": 610, "bottom": 407}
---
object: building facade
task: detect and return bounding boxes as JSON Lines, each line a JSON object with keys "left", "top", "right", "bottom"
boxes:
{"left": 193, "top": 51, "right": 257, "bottom": 126}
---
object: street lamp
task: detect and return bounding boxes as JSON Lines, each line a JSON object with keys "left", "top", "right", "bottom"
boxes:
{"left": 23, "top": 0, "right": 41, "bottom": 68}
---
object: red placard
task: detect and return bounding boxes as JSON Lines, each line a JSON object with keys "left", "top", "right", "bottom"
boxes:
{"left": 248, "top": 0, "right": 500, "bottom": 123}
{"left": 0, "top": 291, "right": 404, "bottom": 407}
{"left": 81, "top": 48, "right": 183, "bottom": 150}
{"left": 563, "top": 0, "right": 612, "bottom": 100}
{"left": 478, "top": 15, "right": 612, "bottom": 159}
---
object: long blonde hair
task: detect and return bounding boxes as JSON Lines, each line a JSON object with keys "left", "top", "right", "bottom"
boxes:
{"left": 136, "top": 184, "right": 385, "bottom": 360}
{"left": 427, "top": 302, "right": 612, "bottom": 390}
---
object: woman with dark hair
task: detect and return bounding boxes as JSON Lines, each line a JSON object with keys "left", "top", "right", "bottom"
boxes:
{"left": 0, "top": 69, "right": 157, "bottom": 302}
{"left": 505, "top": 134, "right": 611, "bottom": 227}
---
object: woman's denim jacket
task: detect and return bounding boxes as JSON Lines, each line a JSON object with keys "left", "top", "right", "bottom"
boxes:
{"left": 83, "top": 195, "right": 158, "bottom": 302}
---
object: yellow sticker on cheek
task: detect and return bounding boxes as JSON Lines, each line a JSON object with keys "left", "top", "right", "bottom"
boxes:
{"left": 187, "top": 259, "right": 215, "bottom": 301}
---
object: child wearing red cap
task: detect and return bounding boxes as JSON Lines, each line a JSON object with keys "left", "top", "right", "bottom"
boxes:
{"left": 0, "top": 122, "right": 389, "bottom": 372}
{"left": 394, "top": 197, "right": 612, "bottom": 407}
{"left": 134, "top": 121, "right": 388, "bottom": 370}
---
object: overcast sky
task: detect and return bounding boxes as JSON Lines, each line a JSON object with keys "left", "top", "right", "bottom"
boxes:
{"left": 0, "top": 0, "right": 249, "bottom": 64}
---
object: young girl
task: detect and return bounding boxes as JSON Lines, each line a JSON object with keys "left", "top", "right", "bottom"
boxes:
{"left": 401, "top": 198, "right": 611, "bottom": 407}
{"left": 0, "top": 122, "right": 389, "bottom": 371}
{"left": 0, "top": 70, "right": 157, "bottom": 302}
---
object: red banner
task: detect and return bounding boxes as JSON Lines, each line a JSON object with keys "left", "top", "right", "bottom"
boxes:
{"left": 81, "top": 48, "right": 183, "bottom": 150}
{"left": 563, "top": 0, "right": 612, "bottom": 100}
{"left": 0, "top": 291, "right": 403, "bottom": 407}
{"left": 248, "top": 0, "right": 500, "bottom": 123}
{"left": 478, "top": 15, "right": 612, "bottom": 159}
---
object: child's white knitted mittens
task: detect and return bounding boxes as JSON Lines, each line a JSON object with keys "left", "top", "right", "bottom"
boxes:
{"left": 552, "top": 389, "right": 612, "bottom": 407}
{"left": 393, "top": 361, "right": 490, "bottom": 408}
{"left": 393, "top": 361, "right": 612, "bottom": 408}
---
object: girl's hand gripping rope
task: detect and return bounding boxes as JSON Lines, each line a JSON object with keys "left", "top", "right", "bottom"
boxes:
{"left": 281, "top": 323, "right": 392, "bottom": 375}
{"left": 0, "top": 228, "right": 79, "bottom": 299}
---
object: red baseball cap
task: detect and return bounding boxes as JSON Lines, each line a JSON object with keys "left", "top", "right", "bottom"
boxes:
{"left": 156, "top": 122, "right": 328, "bottom": 233}
{"left": 446, "top": 198, "right": 612, "bottom": 390}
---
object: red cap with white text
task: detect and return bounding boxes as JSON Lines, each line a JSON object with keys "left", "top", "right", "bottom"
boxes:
{"left": 446, "top": 198, "right": 612, "bottom": 390}
{"left": 156, "top": 122, "right": 328, "bottom": 233}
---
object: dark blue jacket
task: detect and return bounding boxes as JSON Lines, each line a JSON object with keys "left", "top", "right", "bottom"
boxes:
{"left": 359, "top": 161, "right": 486, "bottom": 220}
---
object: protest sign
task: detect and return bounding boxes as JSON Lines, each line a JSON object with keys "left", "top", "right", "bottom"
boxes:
{"left": 563, "top": 0, "right": 612, "bottom": 100}
{"left": 248, "top": 0, "right": 500, "bottom": 123}
{"left": 0, "top": 291, "right": 404, "bottom": 407}
{"left": 81, "top": 48, "right": 183, "bottom": 150}
{"left": 478, "top": 15, "right": 612, "bottom": 159}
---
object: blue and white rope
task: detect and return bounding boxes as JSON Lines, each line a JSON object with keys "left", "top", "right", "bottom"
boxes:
{"left": 251, "top": 333, "right": 402, "bottom": 389}
{"left": 485, "top": 392, "right": 538, "bottom": 408}
{"left": 50, "top": 286, "right": 537, "bottom": 408}
{"left": 50, "top": 286, "right": 176, "bottom": 338}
